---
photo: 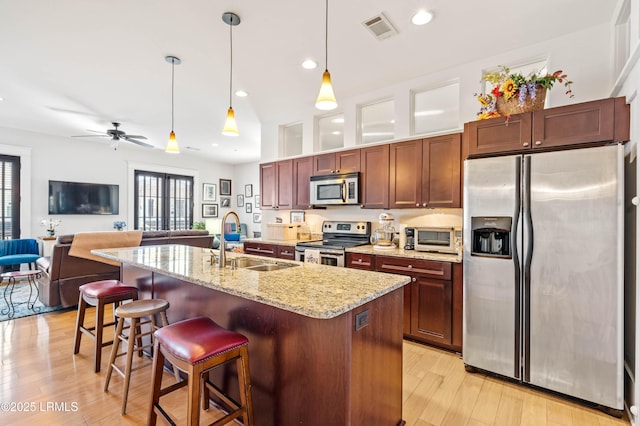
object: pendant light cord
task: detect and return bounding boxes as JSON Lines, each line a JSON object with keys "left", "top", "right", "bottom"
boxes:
{"left": 171, "top": 59, "right": 175, "bottom": 130}
{"left": 324, "top": 0, "right": 328, "bottom": 71}
{"left": 229, "top": 15, "right": 233, "bottom": 108}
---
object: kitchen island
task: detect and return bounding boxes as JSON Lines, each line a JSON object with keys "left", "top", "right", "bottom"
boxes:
{"left": 94, "top": 244, "right": 410, "bottom": 426}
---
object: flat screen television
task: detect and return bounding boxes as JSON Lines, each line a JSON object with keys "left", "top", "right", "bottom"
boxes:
{"left": 48, "top": 180, "right": 119, "bottom": 215}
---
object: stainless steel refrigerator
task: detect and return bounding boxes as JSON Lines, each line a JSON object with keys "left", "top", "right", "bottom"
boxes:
{"left": 463, "top": 144, "right": 624, "bottom": 413}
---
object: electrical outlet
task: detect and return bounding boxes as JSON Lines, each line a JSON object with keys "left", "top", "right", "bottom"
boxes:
{"left": 355, "top": 310, "right": 369, "bottom": 331}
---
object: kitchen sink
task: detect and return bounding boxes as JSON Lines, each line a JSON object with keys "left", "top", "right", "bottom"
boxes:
{"left": 232, "top": 257, "right": 299, "bottom": 272}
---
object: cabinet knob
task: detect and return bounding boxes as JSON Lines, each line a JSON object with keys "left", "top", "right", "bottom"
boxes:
{"left": 416, "top": 203, "right": 420, "bottom": 207}
{"left": 411, "top": 277, "right": 417, "bottom": 282}
{"left": 535, "top": 140, "right": 542, "bottom": 146}
{"left": 523, "top": 142, "right": 529, "bottom": 147}
{"left": 408, "top": 264, "right": 413, "bottom": 269}
{"left": 357, "top": 259, "right": 362, "bottom": 263}
{"left": 422, "top": 203, "right": 427, "bottom": 207}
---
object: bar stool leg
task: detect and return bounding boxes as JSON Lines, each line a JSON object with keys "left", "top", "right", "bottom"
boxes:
{"left": 121, "top": 316, "right": 139, "bottom": 415}
{"left": 93, "top": 299, "right": 107, "bottom": 373}
{"left": 187, "top": 364, "right": 201, "bottom": 426}
{"left": 159, "top": 311, "right": 180, "bottom": 382}
{"left": 73, "top": 296, "right": 87, "bottom": 355}
{"left": 148, "top": 339, "right": 165, "bottom": 426}
{"left": 104, "top": 316, "right": 125, "bottom": 392}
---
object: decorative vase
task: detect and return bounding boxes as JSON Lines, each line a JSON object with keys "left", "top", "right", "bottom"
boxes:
{"left": 47, "top": 229, "right": 55, "bottom": 237}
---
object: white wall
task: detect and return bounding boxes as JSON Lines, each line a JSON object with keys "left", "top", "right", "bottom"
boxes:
{"left": 0, "top": 126, "right": 253, "bottom": 238}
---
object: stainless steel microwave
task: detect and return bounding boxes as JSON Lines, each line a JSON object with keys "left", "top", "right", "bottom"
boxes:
{"left": 415, "top": 226, "right": 462, "bottom": 254}
{"left": 310, "top": 172, "right": 360, "bottom": 205}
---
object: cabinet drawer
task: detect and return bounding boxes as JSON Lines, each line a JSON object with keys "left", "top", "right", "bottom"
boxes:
{"left": 243, "top": 242, "right": 277, "bottom": 258}
{"left": 375, "top": 256, "right": 451, "bottom": 280}
{"left": 277, "top": 245, "right": 296, "bottom": 260}
{"left": 346, "top": 253, "right": 374, "bottom": 270}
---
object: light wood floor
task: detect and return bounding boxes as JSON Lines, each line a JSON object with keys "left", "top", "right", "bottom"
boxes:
{"left": 0, "top": 307, "right": 631, "bottom": 425}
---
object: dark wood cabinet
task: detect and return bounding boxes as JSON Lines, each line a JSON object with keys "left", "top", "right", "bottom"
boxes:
{"left": 345, "top": 252, "right": 374, "bottom": 270}
{"left": 292, "top": 156, "right": 313, "bottom": 209}
{"left": 465, "top": 97, "right": 630, "bottom": 158}
{"left": 374, "top": 255, "right": 462, "bottom": 351}
{"left": 259, "top": 160, "right": 292, "bottom": 210}
{"left": 389, "top": 134, "right": 461, "bottom": 209}
{"left": 244, "top": 241, "right": 296, "bottom": 260}
{"left": 360, "top": 144, "right": 389, "bottom": 209}
{"left": 276, "top": 245, "right": 296, "bottom": 260}
{"left": 243, "top": 241, "right": 277, "bottom": 258}
{"left": 313, "top": 149, "right": 361, "bottom": 175}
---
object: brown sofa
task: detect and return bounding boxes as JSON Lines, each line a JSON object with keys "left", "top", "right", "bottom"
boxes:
{"left": 36, "top": 230, "right": 214, "bottom": 307}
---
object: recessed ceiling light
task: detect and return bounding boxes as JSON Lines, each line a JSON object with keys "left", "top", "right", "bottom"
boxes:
{"left": 212, "top": 143, "right": 219, "bottom": 147}
{"left": 0, "top": 97, "right": 4, "bottom": 101}
{"left": 235, "top": 90, "right": 248, "bottom": 97}
{"left": 412, "top": 10, "right": 434, "bottom": 26}
{"left": 332, "top": 131, "right": 341, "bottom": 135}
{"left": 302, "top": 59, "right": 318, "bottom": 70}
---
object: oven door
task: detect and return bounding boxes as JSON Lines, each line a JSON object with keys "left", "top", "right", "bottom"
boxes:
{"left": 295, "top": 246, "right": 345, "bottom": 267}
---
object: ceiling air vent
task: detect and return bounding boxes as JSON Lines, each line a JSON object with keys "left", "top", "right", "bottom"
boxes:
{"left": 362, "top": 13, "right": 398, "bottom": 40}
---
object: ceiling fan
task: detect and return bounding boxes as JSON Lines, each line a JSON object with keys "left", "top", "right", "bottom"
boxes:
{"left": 73, "top": 122, "right": 154, "bottom": 150}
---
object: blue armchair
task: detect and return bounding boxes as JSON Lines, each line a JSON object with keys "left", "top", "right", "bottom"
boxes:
{"left": 0, "top": 238, "right": 40, "bottom": 272}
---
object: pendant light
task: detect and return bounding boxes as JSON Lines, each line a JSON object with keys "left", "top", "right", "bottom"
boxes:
{"left": 222, "top": 12, "right": 240, "bottom": 136}
{"left": 315, "top": 0, "right": 337, "bottom": 110}
{"left": 165, "top": 55, "right": 181, "bottom": 153}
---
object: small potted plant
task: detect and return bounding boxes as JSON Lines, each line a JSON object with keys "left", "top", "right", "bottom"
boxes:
{"left": 113, "top": 220, "right": 127, "bottom": 231}
{"left": 475, "top": 65, "right": 573, "bottom": 119}
{"left": 41, "top": 218, "right": 61, "bottom": 237}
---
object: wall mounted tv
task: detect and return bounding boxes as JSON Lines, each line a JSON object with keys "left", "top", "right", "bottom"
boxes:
{"left": 48, "top": 180, "right": 119, "bottom": 215}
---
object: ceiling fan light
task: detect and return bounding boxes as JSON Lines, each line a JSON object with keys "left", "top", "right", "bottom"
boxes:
{"left": 315, "top": 70, "right": 337, "bottom": 110}
{"left": 222, "top": 107, "right": 239, "bottom": 136}
{"left": 165, "top": 130, "right": 180, "bottom": 153}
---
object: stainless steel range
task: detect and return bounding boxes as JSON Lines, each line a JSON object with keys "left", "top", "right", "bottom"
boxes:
{"left": 295, "top": 221, "right": 371, "bottom": 267}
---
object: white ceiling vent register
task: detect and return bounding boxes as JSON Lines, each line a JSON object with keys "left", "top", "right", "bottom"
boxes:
{"left": 362, "top": 13, "right": 398, "bottom": 40}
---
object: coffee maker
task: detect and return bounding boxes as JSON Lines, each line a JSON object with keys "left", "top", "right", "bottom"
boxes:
{"left": 404, "top": 227, "right": 415, "bottom": 250}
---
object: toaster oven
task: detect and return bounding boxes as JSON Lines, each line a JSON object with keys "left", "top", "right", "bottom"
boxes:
{"left": 414, "top": 227, "right": 462, "bottom": 254}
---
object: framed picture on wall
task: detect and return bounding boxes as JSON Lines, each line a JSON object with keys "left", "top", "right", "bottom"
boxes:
{"left": 203, "top": 183, "right": 217, "bottom": 201}
{"left": 246, "top": 203, "right": 252, "bottom": 213}
{"left": 237, "top": 194, "right": 244, "bottom": 207}
{"left": 219, "top": 179, "right": 232, "bottom": 196}
{"left": 255, "top": 195, "right": 260, "bottom": 209}
{"left": 221, "top": 197, "right": 231, "bottom": 207}
{"left": 244, "top": 184, "right": 253, "bottom": 197}
{"left": 202, "top": 204, "right": 218, "bottom": 218}
{"left": 290, "top": 210, "right": 305, "bottom": 223}
{"left": 253, "top": 213, "right": 261, "bottom": 223}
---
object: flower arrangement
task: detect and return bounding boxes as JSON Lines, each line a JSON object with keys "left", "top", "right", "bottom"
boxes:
{"left": 113, "top": 220, "right": 127, "bottom": 231}
{"left": 475, "top": 65, "right": 573, "bottom": 120}
{"left": 41, "top": 218, "right": 61, "bottom": 236}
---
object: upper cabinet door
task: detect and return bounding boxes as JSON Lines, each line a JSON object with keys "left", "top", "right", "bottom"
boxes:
{"left": 275, "top": 160, "right": 293, "bottom": 210}
{"left": 312, "top": 153, "right": 337, "bottom": 175}
{"left": 422, "top": 133, "right": 461, "bottom": 208}
{"left": 389, "top": 139, "right": 422, "bottom": 209}
{"left": 336, "top": 149, "right": 361, "bottom": 173}
{"left": 466, "top": 113, "right": 533, "bottom": 157}
{"left": 292, "top": 156, "right": 313, "bottom": 210}
{"left": 360, "top": 144, "right": 389, "bottom": 209}
{"left": 259, "top": 162, "right": 276, "bottom": 210}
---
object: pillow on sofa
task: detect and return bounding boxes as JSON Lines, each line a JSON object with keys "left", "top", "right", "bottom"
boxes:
{"left": 224, "top": 233, "right": 241, "bottom": 241}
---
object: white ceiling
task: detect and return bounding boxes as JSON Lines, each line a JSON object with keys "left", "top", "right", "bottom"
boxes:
{"left": 0, "top": 0, "right": 616, "bottom": 164}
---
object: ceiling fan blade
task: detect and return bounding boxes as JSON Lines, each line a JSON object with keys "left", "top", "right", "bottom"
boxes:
{"left": 71, "top": 134, "right": 109, "bottom": 138}
{"left": 124, "top": 134, "right": 147, "bottom": 140}
{"left": 85, "top": 129, "right": 109, "bottom": 134}
{"left": 124, "top": 137, "right": 154, "bottom": 148}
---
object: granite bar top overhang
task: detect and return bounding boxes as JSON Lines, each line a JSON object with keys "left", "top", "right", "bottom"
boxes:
{"left": 93, "top": 245, "right": 410, "bottom": 320}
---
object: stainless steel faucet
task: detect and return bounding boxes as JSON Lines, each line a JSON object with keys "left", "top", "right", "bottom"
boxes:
{"left": 219, "top": 210, "right": 241, "bottom": 268}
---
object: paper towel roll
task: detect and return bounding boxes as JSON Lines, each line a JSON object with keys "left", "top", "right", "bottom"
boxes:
{"left": 398, "top": 224, "right": 407, "bottom": 249}
{"left": 304, "top": 249, "right": 320, "bottom": 264}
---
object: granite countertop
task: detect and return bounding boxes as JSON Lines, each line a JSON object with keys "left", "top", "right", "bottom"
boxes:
{"left": 93, "top": 245, "right": 409, "bottom": 320}
{"left": 346, "top": 245, "right": 462, "bottom": 263}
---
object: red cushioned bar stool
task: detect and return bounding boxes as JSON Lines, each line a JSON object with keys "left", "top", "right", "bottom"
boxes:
{"left": 148, "top": 316, "right": 254, "bottom": 426}
{"left": 73, "top": 280, "right": 138, "bottom": 373}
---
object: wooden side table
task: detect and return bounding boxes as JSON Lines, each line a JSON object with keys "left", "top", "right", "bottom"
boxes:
{"left": 1, "top": 270, "right": 41, "bottom": 319}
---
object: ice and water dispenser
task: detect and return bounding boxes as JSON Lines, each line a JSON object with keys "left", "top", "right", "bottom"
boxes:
{"left": 471, "top": 217, "right": 511, "bottom": 258}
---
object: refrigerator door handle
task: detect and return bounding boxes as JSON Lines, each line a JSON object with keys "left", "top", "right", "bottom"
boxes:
{"left": 512, "top": 156, "right": 522, "bottom": 379}
{"left": 523, "top": 155, "right": 534, "bottom": 382}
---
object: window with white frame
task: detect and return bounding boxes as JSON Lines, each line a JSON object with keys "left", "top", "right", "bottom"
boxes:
{"left": 282, "top": 123, "right": 303, "bottom": 157}
{"left": 412, "top": 82, "right": 460, "bottom": 136}
{"left": 358, "top": 98, "right": 395, "bottom": 145}
{"left": 317, "top": 113, "right": 344, "bottom": 152}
